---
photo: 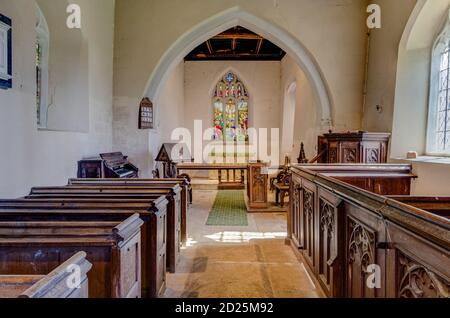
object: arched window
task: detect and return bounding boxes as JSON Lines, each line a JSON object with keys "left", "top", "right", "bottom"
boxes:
{"left": 36, "top": 5, "right": 49, "bottom": 129}
{"left": 212, "top": 71, "right": 249, "bottom": 142}
{"left": 428, "top": 14, "right": 450, "bottom": 155}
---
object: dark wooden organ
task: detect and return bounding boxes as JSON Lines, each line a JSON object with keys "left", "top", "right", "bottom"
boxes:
{"left": 77, "top": 152, "right": 138, "bottom": 179}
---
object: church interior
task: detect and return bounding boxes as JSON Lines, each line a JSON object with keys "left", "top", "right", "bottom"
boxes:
{"left": 0, "top": 0, "right": 449, "bottom": 299}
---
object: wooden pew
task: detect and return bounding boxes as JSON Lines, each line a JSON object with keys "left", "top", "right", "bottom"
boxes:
{"left": 0, "top": 252, "right": 91, "bottom": 298}
{"left": 69, "top": 177, "right": 193, "bottom": 204}
{"left": 388, "top": 196, "right": 450, "bottom": 219}
{"left": 67, "top": 178, "right": 190, "bottom": 244}
{"left": 27, "top": 186, "right": 182, "bottom": 274}
{"left": 0, "top": 197, "right": 169, "bottom": 298}
{"left": 289, "top": 165, "right": 450, "bottom": 298}
{"left": 0, "top": 214, "right": 144, "bottom": 298}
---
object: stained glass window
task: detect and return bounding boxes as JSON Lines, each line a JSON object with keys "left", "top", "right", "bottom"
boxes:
{"left": 36, "top": 6, "right": 49, "bottom": 129}
{"left": 436, "top": 41, "right": 450, "bottom": 152}
{"left": 36, "top": 41, "right": 42, "bottom": 126}
{"left": 212, "top": 72, "right": 249, "bottom": 141}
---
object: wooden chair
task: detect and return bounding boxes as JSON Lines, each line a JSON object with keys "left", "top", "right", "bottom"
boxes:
{"left": 270, "top": 167, "right": 291, "bottom": 207}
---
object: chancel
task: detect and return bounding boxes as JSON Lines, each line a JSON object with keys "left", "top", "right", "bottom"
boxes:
{"left": 0, "top": 0, "right": 449, "bottom": 301}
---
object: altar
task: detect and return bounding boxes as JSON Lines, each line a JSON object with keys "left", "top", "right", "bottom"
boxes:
{"left": 176, "top": 163, "right": 247, "bottom": 190}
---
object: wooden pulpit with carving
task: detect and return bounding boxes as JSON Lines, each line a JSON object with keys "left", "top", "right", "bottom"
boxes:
{"left": 317, "top": 131, "right": 390, "bottom": 164}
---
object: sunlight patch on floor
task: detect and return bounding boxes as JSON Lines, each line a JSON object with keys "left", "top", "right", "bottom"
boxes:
{"left": 203, "top": 231, "right": 287, "bottom": 243}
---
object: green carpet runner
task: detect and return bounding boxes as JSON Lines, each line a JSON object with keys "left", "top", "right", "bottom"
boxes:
{"left": 206, "top": 190, "right": 248, "bottom": 226}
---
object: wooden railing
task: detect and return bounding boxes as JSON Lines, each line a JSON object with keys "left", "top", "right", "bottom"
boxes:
{"left": 289, "top": 164, "right": 450, "bottom": 298}
{"left": 177, "top": 163, "right": 246, "bottom": 189}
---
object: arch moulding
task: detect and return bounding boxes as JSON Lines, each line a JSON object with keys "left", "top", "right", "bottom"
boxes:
{"left": 143, "top": 6, "right": 333, "bottom": 128}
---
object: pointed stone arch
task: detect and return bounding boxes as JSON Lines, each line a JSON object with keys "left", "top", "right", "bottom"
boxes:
{"left": 143, "top": 6, "right": 333, "bottom": 128}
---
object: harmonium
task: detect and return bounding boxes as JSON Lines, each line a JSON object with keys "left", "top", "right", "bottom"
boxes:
{"left": 77, "top": 152, "right": 139, "bottom": 179}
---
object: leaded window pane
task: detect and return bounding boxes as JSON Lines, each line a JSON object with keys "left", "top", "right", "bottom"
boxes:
{"left": 212, "top": 72, "right": 249, "bottom": 142}
{"left": 434, "top": 41, "right": 450, "bottom": 152}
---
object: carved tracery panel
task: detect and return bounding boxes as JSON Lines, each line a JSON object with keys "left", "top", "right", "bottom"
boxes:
{"left": 318, "top": 198, "right": 337, "bottom": 292}
{"left": 347, "top": 217, "right": 377, "bottom": 298}
{"left": 398, "top": 252, "right": 450, "bottom": 298}
{"left": 302, "top": 189, "right": 315, "bottom": 267}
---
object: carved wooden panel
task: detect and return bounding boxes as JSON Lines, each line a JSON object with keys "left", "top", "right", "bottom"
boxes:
{"left": 365, "top": 148, "right": 380, "bottom": 164}
{"left": 291, "top": 182, "right": 302, "bottom": 248}
{"left": 120, "top": 233, "right": 141, "bottom": 298}
{"left": 318, "top": 198, "right": 337, "bottom": 295}
{"left": 247, "top": 163, "right": 269, "bottom": 209}
{"left": 252, "top": 167, "right": 266, "bottom": 202}
{"left": 289, "top": 167, "right": 448, "bottom": 299}
{"left": 317, "top": 133, "right": 390, "bottom": 164}
{"left": 302, "top": 188, "right": 315, "bottom": 268}
{"left": 397, "top": 251, "right": 449, "bottom": 298}
{"left": 328, "top": 148, "right": 338, "bottom": 163}
{"left": 340, "top": 142, "right": 359, "bottom": 163}
{"left": 346, "top": 216, "right": 377, "bottom": 298}
{"left": 343, "top": 148, "right": 357, "bottom": 163}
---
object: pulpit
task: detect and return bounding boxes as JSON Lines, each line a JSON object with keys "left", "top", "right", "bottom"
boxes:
{"left": 317, "top": 131, "right": 390, "bottom": 164}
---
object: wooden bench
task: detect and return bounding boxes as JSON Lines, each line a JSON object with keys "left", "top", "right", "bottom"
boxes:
{"left": 289, "top": 165, "right": 449, "bottom": 298}
{"left": 69, "top": 177, "right": 192, "bottom": 205}
{"left": 27, "top": 186, "right": 182, "bottom": 275}
{"left": 0, "top": 214, "right": 143, "bottom": 298}
{"left": 388, "top": 196, "right": 450, "bottom": 219}
{"left": 294, "top": 164, "right": 416, "bottom": 195}
{"left": 0, "top": 252, "right": 91, "bottom": 298}
{"left": 176, "top": 163, "right": 247, "bottom": 190}
{"left": 0, "top": 196, "right": 169, "bottom": 298}
{"left": 67, "top": 179, "right": 190, "bottom": 244}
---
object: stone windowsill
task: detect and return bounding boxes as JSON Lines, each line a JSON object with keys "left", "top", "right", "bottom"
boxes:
{"left": 393, "top": 155, "right": 450, "bottom": 166}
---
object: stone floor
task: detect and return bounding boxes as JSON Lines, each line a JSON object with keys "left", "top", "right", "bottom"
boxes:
{"left": 163, "top": 190, "right": 324, "bottom": 298}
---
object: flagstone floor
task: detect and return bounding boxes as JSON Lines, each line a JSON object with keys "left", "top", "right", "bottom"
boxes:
{"left": 162, "top": 190, "right": 324, "bottom": 298}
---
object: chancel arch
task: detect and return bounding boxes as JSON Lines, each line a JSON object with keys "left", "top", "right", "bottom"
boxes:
{"left": 281, "top": 81, "right": 297, "bottom": 157}
{"left": 143, "top": 7, "right": 333, "bottom": 130}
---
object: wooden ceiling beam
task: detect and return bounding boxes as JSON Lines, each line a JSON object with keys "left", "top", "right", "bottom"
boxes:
{"left": 185, "top": 27, "right": 286, "bottom": 61}
{"left": 206, "top": 40, "right": 214, "bottom": 54}
{"left": 212, "top": 33, "right": 263, "bottom": 40}
{"left": 190, "top": 52, "right": 281, "bottom": 60}
{"left": 256, "top": 39, "right": 264, "bottom": 54}
{"left": 232, "top": 38, "right": 237, "bottom": 51}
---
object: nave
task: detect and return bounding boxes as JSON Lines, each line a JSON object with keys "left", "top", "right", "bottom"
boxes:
{"left": 1, "top": 0, "right": 450, "bottom": 301}
{"left": 164, "top": 190, "right": 322, "bottom": 298}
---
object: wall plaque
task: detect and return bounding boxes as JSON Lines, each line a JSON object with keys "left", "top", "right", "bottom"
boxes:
{"left": 139, "top": 97, "right": 154, "bottom": 129}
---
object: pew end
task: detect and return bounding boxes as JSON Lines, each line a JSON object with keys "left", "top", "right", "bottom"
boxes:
{"left": 0, "top": 252, "right": 92, "bottom": 298}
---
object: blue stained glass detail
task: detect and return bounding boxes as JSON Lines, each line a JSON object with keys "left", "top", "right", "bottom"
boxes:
{"left": 226, "top": 72, "right": 235, "bottom": 83}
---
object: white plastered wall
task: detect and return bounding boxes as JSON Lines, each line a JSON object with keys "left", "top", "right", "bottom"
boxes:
{"left": 113, "top": 0, "right": 368, "bottom": 174}
{"left": 0, "top": 0, "right": 114, "bottom": 198}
